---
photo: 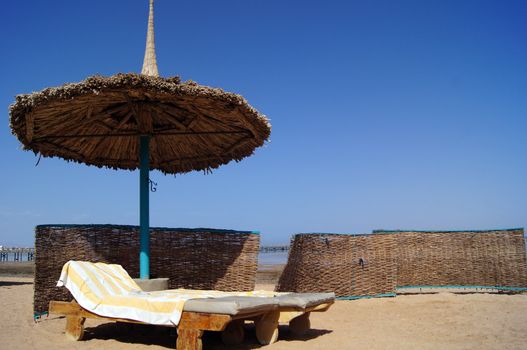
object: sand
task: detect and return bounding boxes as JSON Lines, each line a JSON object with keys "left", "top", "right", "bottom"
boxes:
{"left": 1, "top": 275, "right": 527, "bottom": 350}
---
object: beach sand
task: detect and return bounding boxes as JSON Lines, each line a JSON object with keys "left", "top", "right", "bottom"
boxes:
{"left": 1, "top": 268, "right": 527, "bottom": 349}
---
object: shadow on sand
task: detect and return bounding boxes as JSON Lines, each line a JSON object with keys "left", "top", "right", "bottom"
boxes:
{"left": 82, "top": 322, "right": 332, "bottom": 349}
{"left": 0, "top": 280, "right": 33, "bottom": 287}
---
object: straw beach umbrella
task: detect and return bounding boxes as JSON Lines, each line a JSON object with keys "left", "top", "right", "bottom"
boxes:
{"left": 9, "top": 0, "right": 271, "bottom": 279}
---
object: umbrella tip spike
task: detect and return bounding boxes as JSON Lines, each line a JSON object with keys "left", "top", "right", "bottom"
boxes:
{"left": 141, "top": 0, "right": 159, "bottom": 77}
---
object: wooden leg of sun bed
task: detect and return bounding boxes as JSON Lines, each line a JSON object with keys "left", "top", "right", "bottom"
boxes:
{"left": 289, "top": 312, "right": 311, "bottom": 336}
{"left": 177, "top": 312, "right": 234, "bottom": 350}
{"left": 255, "top": 310, "right": 280, "bottom": 345}
{"left": 48, "top": 300, "right": 86, "bottom": 341}
{"left": 65, "top": 315, "right": 86, "bottom": 340}
{"left": 221, "top": 319, "right": 245, "bottom": 345}
{"left": 176, "top": 329, "right": 204, "bottom": 350}
{"left": 278, "top": 302, "right": 334, "bottom": 337}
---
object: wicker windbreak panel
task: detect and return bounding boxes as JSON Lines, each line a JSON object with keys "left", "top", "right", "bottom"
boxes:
{"left": 391, "top": 229, "right": 527, "bottom": 288}
{"left": 276, "top": 229, "right": 527, "bottom": 298}
{"left": 34, "top": 225, "right": 259, "bottom": 313}
{"left": 276, "top": 233, "right": 397, "bottom": 297}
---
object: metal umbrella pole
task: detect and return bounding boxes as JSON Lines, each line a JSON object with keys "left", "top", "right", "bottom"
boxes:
{"left": 139, "top": 135, "right": 150, "bottom": 279}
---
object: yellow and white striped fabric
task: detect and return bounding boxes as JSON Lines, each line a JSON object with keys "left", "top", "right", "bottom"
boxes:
{"left": 57, "top": 261, "right": 280, "bottom": 326}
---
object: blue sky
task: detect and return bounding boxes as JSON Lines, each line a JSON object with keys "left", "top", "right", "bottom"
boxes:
{"left": 1, "top": 0, "right": 526, "bottom": 246}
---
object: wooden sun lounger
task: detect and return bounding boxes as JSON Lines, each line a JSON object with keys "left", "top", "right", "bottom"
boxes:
{"left": 49, "top": 300, "right": 280, "bottom": 350}
{"left": 49, "top": 293, "right": 335, "bottom": 349}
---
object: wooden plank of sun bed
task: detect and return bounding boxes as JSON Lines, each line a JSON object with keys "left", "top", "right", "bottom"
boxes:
{"left": 49, "top": 300, "right": 276, "bottom": 349}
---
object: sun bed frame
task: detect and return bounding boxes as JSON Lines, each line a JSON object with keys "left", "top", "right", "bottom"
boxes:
{"left": 49, "top": 298, "right": 334, "bottom": 348}
{"left": 49, "top": 300, "right": 280, "bottom": 350}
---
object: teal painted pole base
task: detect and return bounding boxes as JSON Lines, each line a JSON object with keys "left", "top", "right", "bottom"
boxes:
{"left": 139, "top": 136, "right": 150, "bottom": 279}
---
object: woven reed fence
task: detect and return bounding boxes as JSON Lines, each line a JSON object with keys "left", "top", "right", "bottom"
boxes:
{"left": 378, "top": 228, "right": 527, "bottom": 288}
{"left": 276, "top": 229, "right": 527, "bottom": 298}
{"left": 276, "top": 233, "right": 397, "bottom": 298}
{"left": 34, "top": 224, "right": 259, "bottom": 313}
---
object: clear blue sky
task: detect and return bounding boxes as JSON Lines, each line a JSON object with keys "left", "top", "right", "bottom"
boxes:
{"left": 1, "top": 0, "right": 526, "bottom": 246}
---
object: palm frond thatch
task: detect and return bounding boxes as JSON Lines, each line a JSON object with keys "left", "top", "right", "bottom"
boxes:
{"left": 9, "top": 73, "right": 271, "bottom": 174}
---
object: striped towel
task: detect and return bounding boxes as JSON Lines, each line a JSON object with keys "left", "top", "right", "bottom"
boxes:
{"left": 57, "top": 260, "right": 279, "bottom": 326}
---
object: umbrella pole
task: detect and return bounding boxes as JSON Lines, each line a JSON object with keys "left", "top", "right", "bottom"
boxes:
{"left": 139, "top": 135, "right": 150, "bottom": 279}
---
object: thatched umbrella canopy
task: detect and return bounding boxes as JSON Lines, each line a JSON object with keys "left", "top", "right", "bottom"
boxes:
{"left": 8, "top": 0, "right": 270, "bottom": 279}
{"left": 9, "top": 73, "right": 270, "bottom": 174}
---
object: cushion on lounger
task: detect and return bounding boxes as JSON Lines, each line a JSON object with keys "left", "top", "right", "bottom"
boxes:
{"left": 275, "top": 292, "right": 335, "bottom": 309}
{"left": 183, "top": 296, "right": 279, "bottom": 315}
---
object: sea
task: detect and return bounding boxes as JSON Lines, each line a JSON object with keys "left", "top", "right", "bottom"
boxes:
{"left": 258, "top": 251, "right": 288, "bottom": 265}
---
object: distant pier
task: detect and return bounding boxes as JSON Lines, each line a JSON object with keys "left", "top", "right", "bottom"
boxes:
{"left": 260, "top": 245, "right": 289, "bottom": 253}
{"left": 0, "top": 246, "right": 288, "bottom": 261}
{"left": 0, "top": 247, "right": 35, "bottom": 262}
